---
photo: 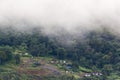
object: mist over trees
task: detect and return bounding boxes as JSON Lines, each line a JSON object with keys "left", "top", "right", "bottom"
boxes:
{"left": 0, "top": 0, "right": 120, "bottom": 80}
{"left": 0, "top": 28, "right": 119, "bottom": 77}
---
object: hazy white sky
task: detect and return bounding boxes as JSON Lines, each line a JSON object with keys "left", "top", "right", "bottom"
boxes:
{"left": 0, "top": 0, "right": 120, "bottom": 34}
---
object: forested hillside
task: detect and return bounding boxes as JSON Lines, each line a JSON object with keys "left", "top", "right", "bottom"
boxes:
{"left": 0, "top": 28, "right": 120, "bottom": 80}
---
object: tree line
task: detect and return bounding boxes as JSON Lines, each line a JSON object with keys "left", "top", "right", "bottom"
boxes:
{"left": 0, "top": 28, "right": 120, "bottom": 77}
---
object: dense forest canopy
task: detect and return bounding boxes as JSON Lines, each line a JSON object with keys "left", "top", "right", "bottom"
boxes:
{"left": 0, "top": 27, "right": 120, "bottom": 80}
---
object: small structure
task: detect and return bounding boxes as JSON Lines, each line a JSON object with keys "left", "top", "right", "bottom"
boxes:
{"left": 50, "top": 61, "right": 55, "bottom": 64}
{"left": 92, "top": 72, "right": 103, "bottom": 76}
{"left": 66, "top": 64, "right": 72, "bottom": 69}
{"left": 84, "top": 73, "right": 91, "bottom": 77}
{"left": 24, "top": 53, "right": 29, "bottom": 56}
{"left": 82, "top": 72, "right": 103, "bottom": 77}
{"left": 33, "top": 61, "right": 41, "bottom": 67}
{"left": 50, "top": 59, "right": 59, "bottom": 64}
{"left": 63, "top": 60, "right": 66, "bottom": 64}
{"left": 65, "top": 71, "right": 69, "bottom": 74}
{"left": 60, "top": 60, "right": 63, "bottom": 64}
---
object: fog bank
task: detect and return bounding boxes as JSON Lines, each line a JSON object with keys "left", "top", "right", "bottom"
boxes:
{"left": 0, "top": 0, "right": 120, "bottom": 37}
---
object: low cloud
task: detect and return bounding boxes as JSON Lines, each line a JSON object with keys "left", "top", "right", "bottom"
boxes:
{"left": 0, "top": 0, "right": 120, "bottom": 37}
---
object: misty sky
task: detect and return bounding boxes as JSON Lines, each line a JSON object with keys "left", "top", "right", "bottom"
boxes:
{"left": 0, "top": 0, "right": 120, "bottom": 34}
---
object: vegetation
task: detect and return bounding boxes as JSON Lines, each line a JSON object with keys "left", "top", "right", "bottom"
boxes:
{"left": 0, "top": 28, "right": 120, "bottom": 80}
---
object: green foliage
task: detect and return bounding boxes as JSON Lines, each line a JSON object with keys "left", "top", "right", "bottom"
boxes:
{"left": 43, "top": 75, "right": 77, "bottom": 80}
{"left": 14, "top": 54, "right": 20, "bottom": 64}
{"left": 0, "top": 71, "right": 38, "bottom": 80}
{"left": 0, "top": 28, "right": 120, "bottom": 79}
{"left": 56, "top": 48, "right": 67, "bottom": 59}
{"left": 79, "top": 66, "right": 92, "bottom": 73}
{"left": 0, "top": 47, "right": 12, "bottom": 64}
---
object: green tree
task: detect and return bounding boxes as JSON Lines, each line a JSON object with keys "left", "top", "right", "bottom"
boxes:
{"left": 14, "top": 54, "right": 20, "bottom": 64}
{"left": 0, "top": 51, "right": 7, "bottom": 64}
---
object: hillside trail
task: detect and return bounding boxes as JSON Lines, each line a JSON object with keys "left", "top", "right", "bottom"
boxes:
{"left": 17, "top": 57, "right": 61, "bottom": 76}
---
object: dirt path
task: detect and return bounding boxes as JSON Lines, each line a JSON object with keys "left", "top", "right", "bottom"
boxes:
{"left": 41, "top": 64, "right": 61, "bottom": 75}
{"left": 17, "top": 57, "right": 61, "bottom": 76}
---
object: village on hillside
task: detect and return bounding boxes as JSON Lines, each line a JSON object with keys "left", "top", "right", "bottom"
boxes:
{"left": 15, "top": 52, "right": 103, "bottom": 79}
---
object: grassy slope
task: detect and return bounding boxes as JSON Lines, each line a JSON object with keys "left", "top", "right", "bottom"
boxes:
{"left": 0, "top": 56, "right": 93, "bottom": 80}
